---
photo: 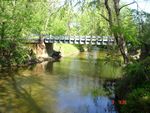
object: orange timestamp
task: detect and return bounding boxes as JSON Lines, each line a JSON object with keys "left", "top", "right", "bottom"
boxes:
{"left": 112, "top": 100, "right": 127, "bottom": 105}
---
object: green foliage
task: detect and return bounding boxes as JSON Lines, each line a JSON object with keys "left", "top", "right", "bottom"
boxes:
{"left": 0, "top": 40, "right": 29, "bottom": 66}
{"left": 49, "top": 16, "right": 67, "bottom": 35}
{"left": 0, "top": 0, "right": 67, "bottom": 66}
{"left": 116, "top": 57, "right": 150, "bottom": 112}
{"left": 11, "top": 45, "right": 29, "bottom": 65}
{"left": 77, "top": 4, "right": 109, "bottom": 36}
{"left": 121, "top": 82, "right": 150, "bottom": 113}
{"left": 111, "top": 8, "right": 139, "bottom": 47}
{"left": 116, "top": 57, "right": 150, "bottom": 98}
{"left": 0, "top": 1, "right": 35, "bottom": 66}
{"left": 99, "top": 62, "right": 122, "bottom": 79}
{"left": 138, "top": 12, "right": 150, "bottom": 58}
{"left": 121, "top": 9, "right": 138, "bottom": 43}
{"left": 141, "top": 57, "right": 150, "bottom": 76}
{"left": 139, "top": 12, "right": 150, "bottom": 45}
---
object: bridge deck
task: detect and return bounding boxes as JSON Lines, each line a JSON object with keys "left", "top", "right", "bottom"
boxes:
{"left": 26, "top": 35, "right": 115, "bottom": 45}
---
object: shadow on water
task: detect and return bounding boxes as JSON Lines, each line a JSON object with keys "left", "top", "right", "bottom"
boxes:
{"left": 0, "top": 71, "right": 47, "bottom": 113}
{"left": 10, "top": 76, "right": 46, "bottom": 113}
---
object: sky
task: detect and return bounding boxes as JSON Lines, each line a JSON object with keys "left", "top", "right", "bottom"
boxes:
{"left": 60, "top": 0, "right": 150, "bottom": 13}
{"left": 121, "top": 0, "right": 150, "bottom": 13}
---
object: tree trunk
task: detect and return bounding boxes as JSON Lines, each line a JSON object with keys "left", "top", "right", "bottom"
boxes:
{"left": 118, "top": 36, "right": 129, "bottom": 64}
{"left": 103, "top": 0, "right": 129, "bottom": 64}
{"left": 114, "top": 33, "right": 129, "bottom": 63}
{"left": 113, "top": 0, "right": 129, "bottom": 63}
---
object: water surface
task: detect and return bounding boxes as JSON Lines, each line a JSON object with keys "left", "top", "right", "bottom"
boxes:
{"left": 0, "top": 50, "right": 121, "bottom": 113}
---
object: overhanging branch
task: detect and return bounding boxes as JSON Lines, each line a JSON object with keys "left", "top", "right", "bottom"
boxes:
{"left": 119, "top": 1, "right": 136, "bottom": 11}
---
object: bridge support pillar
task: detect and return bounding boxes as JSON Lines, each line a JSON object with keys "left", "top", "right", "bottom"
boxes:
{"left": 45, "top": 43, "right": 53, "bottom": 57}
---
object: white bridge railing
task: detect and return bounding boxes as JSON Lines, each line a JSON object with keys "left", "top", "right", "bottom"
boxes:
{"left": 26, "top": 35, "right": 115, "bottom": 45}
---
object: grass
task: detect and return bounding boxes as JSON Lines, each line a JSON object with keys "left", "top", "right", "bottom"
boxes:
{"left": 53, "top": 43, "right": 80, "bottom": 57}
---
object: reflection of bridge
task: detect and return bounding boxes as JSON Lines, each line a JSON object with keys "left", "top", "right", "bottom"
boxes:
{"left": 27, "top": 35, "right": 115, "bottom": 45}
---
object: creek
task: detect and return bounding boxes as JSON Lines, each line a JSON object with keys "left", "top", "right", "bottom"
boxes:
{"left": 0, "top": 49, "right": 122, "bottom": 113}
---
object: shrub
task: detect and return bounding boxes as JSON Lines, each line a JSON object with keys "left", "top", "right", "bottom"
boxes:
{"left": 116, "top": 62, "right": 146, "bottom": 99}
{"left": 115, "top": 57, "right": 150, "bottom": 113}
{"left": 121, "top": 82, "right": 150, "bottom": 113}
{"left": 0, "top": 40, "right": 30, "bottom": 67}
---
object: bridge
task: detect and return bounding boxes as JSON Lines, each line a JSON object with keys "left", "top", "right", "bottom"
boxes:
{"left": 26, "top": 35, "right": 115, "bottom": 45}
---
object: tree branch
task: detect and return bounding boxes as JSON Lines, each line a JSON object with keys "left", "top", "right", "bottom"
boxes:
{"left": 99, "top": 13, "right": 110, "bottom": 22}
{"left": 104, "top": 0, "right": 113, "bottom": 26}
{"left": 119, "top": 1, "right": 136, "bottom": 11}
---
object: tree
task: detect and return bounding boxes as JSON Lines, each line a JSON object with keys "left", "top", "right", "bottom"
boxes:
{"left": 67, "top": 0, "right": 138, "bottom": 63}
{"left": 0, "top": 0, "right": 65, "bottom": 66}
{"left": 101, "top": 0, "right": 138, "bottom": 64}
{"left": 0, "top": 1, "right": 34, "bottom": 66}
{"left": 138, "top": 12, "right": 150, "bottom": 59}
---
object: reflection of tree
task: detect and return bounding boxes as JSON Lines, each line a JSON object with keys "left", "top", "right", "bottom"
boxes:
{"left": 33, "top": 63, "right": 46, "bottom": 75}
{"left": 10, "top": 76, "right": 46, "bottom": 113}
{"left": 45, "top": 61, "right": 54, "bottom": 73}
{"left": 0, "top": 71, "right": 49, "bottom": 113}
{"left": 0, "top": 74, "right": 11, "bottom": 113}
{"left": 0, "top": 68, "right": 59, "bottom": 113}
{"left": 21, "top": 61, "right": 54, "bottom": 75}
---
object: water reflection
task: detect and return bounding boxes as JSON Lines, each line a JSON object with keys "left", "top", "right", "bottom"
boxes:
{"left": 45, "top": 61, "right": 54, "bottom": 73}
{"left": 56, "top": 76, "right": 116, "bottom": 113}
{"left": 0, "top": 51, "right": 120, "bottom": 113}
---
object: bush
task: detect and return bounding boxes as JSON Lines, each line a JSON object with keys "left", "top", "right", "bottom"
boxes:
{"left": 121, "top": 82, "right": 150, "bottom": 113}
{"left": 115, "top": 57, "right": 150, "bottom": 113}
{"left": 116, "top": 63, "right": 145, "bottom": 99}
{"left": 0, "top": 40, "right": 30, "bottom": 67}
{"left": 141, "top": 57, "right": 150, "bottom": 77}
